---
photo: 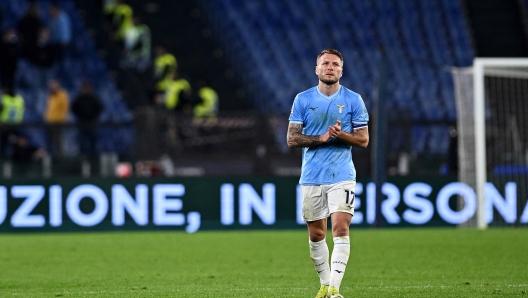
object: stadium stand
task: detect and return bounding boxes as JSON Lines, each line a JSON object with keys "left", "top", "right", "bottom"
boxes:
{"left": 200, "top": 0, "right": 475, "bottom": 155}
{"left": 4, "top": 0, "right": 514, "bottom": 177}
{"left": 0, "top": 0, "right": 133, "bottom": 157}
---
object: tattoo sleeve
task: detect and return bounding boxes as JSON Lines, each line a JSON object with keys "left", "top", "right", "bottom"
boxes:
{"left": 345, "top": 126, "right": 369, "bottom": 148}
{"left": 287, "top": 123, "right": 322, "bottom": 148}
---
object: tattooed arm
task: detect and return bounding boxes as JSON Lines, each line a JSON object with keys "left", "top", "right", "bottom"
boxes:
{"left": 328, "top": 120, "right": 369, "bottom": 148}
{"left": 287, "top": 122, "right": 335, "bottom": 148}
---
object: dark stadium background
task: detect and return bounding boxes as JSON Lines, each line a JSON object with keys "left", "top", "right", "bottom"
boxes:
{"left": 1, "top": 0, "right": 526, "bottom": 178}
{"left": 1, "top": 0, "right": 527, "bottom": 230}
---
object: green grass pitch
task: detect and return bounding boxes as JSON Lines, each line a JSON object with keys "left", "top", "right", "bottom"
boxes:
{"left": 0, "top": 228, "right": 526, "bottom": 297}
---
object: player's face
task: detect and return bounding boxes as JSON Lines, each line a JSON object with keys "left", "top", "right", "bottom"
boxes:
{"left": 315, "top": 53, "right": 343, "bottom": 85}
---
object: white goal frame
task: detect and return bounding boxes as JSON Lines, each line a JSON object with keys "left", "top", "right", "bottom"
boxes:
{"left": 472, "top": 58, "right": 528, "bottom": 229}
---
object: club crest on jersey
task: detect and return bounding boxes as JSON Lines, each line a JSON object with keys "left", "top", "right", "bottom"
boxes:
{"left": 335, "top": 104, "right": 347, "bottom": 114}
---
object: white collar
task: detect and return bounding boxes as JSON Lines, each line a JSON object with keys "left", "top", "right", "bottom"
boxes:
{"left": 316, "top": 85, "right": 341, "bottom": 99}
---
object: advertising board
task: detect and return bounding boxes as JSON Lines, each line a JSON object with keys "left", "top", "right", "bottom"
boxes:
{"left": 0, "top": 177, "right": 526, "bottom": 233}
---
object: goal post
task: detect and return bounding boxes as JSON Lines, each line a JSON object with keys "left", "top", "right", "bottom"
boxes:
{"left": 452, "top": 58, "right": 528, "bottom": 229}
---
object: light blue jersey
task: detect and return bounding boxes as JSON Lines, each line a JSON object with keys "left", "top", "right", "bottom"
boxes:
{"left": 289, "top": 85, "right": 368, "bottom": 185}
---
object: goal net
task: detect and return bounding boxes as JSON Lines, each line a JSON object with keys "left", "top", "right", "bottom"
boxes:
{"left": 452, "top": 58, "right": 528, "bottom": 228}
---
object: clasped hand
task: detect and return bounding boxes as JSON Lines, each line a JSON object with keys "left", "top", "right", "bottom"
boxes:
{"left": 320, "top": 120, "right": 341, "bottom": 143}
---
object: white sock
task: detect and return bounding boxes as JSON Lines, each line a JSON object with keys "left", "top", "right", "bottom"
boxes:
{"left": 330, "top": 236, "right": 350, "bottom": 291}
{"left": 309, "top": 238, "right": 330, "bottom": 285}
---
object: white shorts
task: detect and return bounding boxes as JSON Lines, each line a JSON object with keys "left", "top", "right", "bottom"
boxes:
{"left": 301, "top": 180, "right": 356, "bottom": 222}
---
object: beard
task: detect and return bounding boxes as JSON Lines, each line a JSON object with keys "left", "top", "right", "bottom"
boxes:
{"left": 319, "top": 75, "right": 339, "bottom": 85}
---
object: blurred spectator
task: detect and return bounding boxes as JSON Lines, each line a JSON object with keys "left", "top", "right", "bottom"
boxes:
{"left": 0, "top": 28, "right": 18, "bottom": 90}
{"left": 17, "top": 1, "right": 42, "bottom": 58}
{"left": 44, "top": 79, "right": 69, "bottom": 156}
{"left": 48, "top": 2, "right": 71, "bottom": 61}
{"left": 153, "top": 43, "right": 177, "bottom": 92}
{"left": 71, "top": 80, "right": 103, "bottom": 158}
{"left": 0, "top": 85, "right": 25, "bottom": 157}
{"left": 193, "top": 80, "right": 219, "bottom": 124}
{"left": 11, "top": 132, "right": 46, "bottom": 163}
{"left": 121, "top": 14, "right": 151, "bottom": 72}
{"left": 156, "top": 71, "right": 191, "bottom": 112}
{"left": 26, "top": 27, "right": 56, "bottom": 90}
{"left": 112, "top": 0, "right": 133, "bottom": 41}
{"left": 103, "top": 0, "right": 118, "bottom": 23}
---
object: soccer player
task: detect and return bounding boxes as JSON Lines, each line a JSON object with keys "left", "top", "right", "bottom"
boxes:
{"left": 287, "top": 49, "right": 369, "bottom": 298}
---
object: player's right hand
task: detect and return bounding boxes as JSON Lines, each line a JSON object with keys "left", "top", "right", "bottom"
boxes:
{"left": 319, "top": 131, "right": 333, "bottom": 143}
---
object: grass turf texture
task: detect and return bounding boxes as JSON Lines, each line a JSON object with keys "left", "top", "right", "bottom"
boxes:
{"left": 0, "top": 228, "right": 526, "bottom": 297}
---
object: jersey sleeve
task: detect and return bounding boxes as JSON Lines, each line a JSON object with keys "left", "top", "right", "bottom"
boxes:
{"left": 351, "top": 95, "right": 369, "bottom": 129}
{"left": 288, "top": 94, "right": 304, "bottom": 124}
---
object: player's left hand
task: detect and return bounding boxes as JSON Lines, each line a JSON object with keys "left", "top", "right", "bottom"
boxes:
{"left": 328, "top": 120, "right": 341, "bottom": 138}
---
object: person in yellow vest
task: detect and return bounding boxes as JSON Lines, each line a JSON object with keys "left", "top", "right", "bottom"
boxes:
{"left": 193, "top": 80, "right": 219, "bottom": 124}
{"left": 44, "top": 79, "right": 69, "bottom": 156}
{"left": 112, "top": 0, "right": 133, "bottom": 40}
{"left": 0, "top": 86, "right": 25, "bottom": 157}
{"left": 156, "top": 71, "right": 191, "bottom": 112}
{"left": 153, "top": 71, "right": 191, "bottom": 148}
{"left": 0, "top": 87, "right": 25, "bottom": 124}
{"left": 153, "top": 44, "right": 177, "bottom": 92}
{"left": 122, "top": 14, "right": 151, "bottom": 72}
